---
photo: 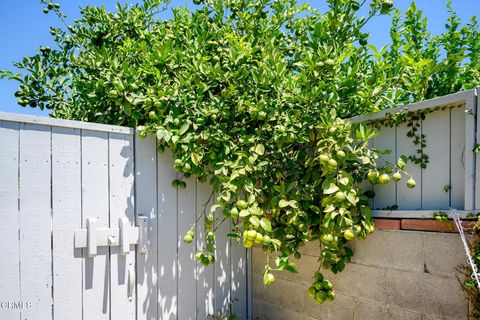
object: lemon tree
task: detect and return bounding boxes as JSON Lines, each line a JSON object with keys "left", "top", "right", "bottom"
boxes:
{"left": 2, "top": 0, "right": 479, "bottom": 304}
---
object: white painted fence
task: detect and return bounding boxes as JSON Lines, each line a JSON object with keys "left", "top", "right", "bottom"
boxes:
{"left": 0, "top": 89, "right": 478, "bottom": 320}
{"left": 352, "top": 89, "right": 479, "bottom": 218}
{"left": 0, "top": 113, "right": 250, "bottom": 320}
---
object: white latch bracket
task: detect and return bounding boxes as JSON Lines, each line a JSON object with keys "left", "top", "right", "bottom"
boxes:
{"left": 74, "top": 215, "right": 149, "bottom": 256}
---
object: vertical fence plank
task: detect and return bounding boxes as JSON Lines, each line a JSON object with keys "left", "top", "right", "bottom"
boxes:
{"left": 471, "top": 91, "right": 479, "bottom": 210}
{"left": 52, "top": 127, "right": 83, "bottom": 320}
{"left": 177, "top": 177, "right": 197, "bottom": 320}
{"left": 81, "top": 130, "right": 110, "bottom": 320}
{"left": 196, "top": 182, "right": 215, "bottom": 318}
{"left": 135, "top": 134, "right": 158, "bottom": 320}
{"left": 396, "top": 122, "right": 422, "bottom": 210}
{"left": 450, "top": 106, "right": 466, "bottom": 209}
{"left": 157, "top": 149, "right": 178, "bottom": 320}
{"left": 372, "top": 125, "right": 396, "bottom": 209}
{"left": 19, "top": 123, "right": 52, "bottom": 320}
{"left": 214, "top": 211, "right": 231, "bottom": 316}
{"left": 231, "top": 239, "right": 247, "bottom": 319}
{"left": 0, "top": 121, "right": 20, "bottom": 319}
{"left": 110, "top": 133, "right": 136, "bottom": 320}
{"left": 422, "top": 109, "right": 450, "bottom": 209}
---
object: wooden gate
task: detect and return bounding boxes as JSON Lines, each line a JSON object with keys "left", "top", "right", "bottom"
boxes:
{"left": 0, "top": 112, "right": 250, "bottom": 320}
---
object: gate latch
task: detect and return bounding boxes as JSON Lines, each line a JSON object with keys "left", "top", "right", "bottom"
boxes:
{"left": 74, "top": 215, "right": 149, "bottom": 257}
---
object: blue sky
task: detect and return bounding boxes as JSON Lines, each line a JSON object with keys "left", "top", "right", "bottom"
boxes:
{"left": 0, "top": 1, "right": 478, "bottom": 117}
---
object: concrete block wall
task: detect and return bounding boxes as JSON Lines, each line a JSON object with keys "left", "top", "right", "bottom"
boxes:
{"left": 252, "top": 230, "right": 470, "bottom": 320}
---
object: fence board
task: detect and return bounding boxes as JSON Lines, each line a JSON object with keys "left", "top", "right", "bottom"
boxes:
{"left": 157, "top": 149, "right": 178, "bottom": 320}
{"left": 450, "top": 106, "right": 466, "bottom": 209}
{"left": 196, "top": 182, "right": 215, "bottom": 318}
{"left": 422, "top": 109, "right": 450, "bottom": 209}
{"left": 52, "top": 127, "right": 83, "bottom": 320}
{"left": 0, "top": 121, "right": 20, "bottom": 320}
{"left": 231, "top": 239, "right": 248, "bottom": 319}
{"left": 110, "top": 133, "right": 136, "bottom": 320}
{"left": 177, "top": 177, "right": 197, "bottom": 320}
{"left": 81, "top": 130, "right": 110, "bottom": 320}
{"left": 372, "top": 125, "right": 396, "bottom": 209}
{"left": 135, "top": 135, "right": 158, "bottom": 320}
{"left": 214, "top": 212, "right": 231, "bottom": 315}
{"left": 19, "top": 123, "right": 52, "bottom": 320}
{"left": 396, "top": 122, "right": 422, "bottom": 210}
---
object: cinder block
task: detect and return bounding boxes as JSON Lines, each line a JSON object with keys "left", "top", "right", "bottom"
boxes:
{"left": 252, "top": 273, "right": 305, "bottom": 313}
{"left": 386, "top": 269, "right": 424, "bottom": 313}
{"left": 352, "top": 230, "right": 424, "bottom": 272}
{"left": 303, "top": 290, "right": 355, "bottom": 320}
{"left": 332, "top": 263, "right": 387, "bottom": 303}
{"left": 422, "top": 273, "right": 468, "bottom": 319}
{"left": 353, "top": 298, "right": 385, "bottom": 320}
{"left": 253, "top": 298, "right": 316, "bottom": 320}
{"left": 422, "top": 232, "right": 468, "bottom": 278}
{"left": 299, "top": 240, "right": 322, "bottom": 257}
{"left": 383, "top": 306, "right": 423, "bottom": 320}
{"left": 252, "top": 248, "right": 268, "bottom": 275}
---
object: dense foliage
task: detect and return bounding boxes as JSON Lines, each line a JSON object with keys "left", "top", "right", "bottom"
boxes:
{"left": 2, "top": 0, "right": 479, "bottom": 305}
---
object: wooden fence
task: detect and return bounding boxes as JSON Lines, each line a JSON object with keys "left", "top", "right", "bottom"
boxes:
{"left": 352, "top": 89, "right": 478, "bottom": 218}
{"left": 0, "top": 113, "right": 250, "bottom": 320}
{"left": 0, "top": 89, "right": 479, "bottom": 320}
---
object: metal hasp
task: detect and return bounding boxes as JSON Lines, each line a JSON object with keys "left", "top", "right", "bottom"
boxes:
{"left": 74, "top": 215, "right": 149, "bottom": 255}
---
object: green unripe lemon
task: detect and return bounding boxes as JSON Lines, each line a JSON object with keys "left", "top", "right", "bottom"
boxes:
{"left": 315, "top": 291, "right": 327, "bottom": 304}
{"left": 321, "top": 234, "right": 334, "bottom": 243}
{"left": 254, "top": 233, "right": 264, "bottom": 245}
{"left": 236, "top": 200, "right": 248, "bottom": 210}
{"left": 328, "top": 159, "right": 338, "bottom": 167}
{"left": 264, "top": 273, "right": 275, "bottom": 285}
{"left": 407, "top": 177, "right": 416, "bottom": 189}
{"left": 336, "top": 150, "right": 346, "bottom": 159}
{"left": 378, "top": 173, "right": 390, "bottom": 184}
{"left": 327, "top": 291, "right": 336, "bottom": 301}
{"left": 246, "top": 230, "right": 257, "bottom": 241}
{"left": 230, "top": 207, "right": 239, "bottom": 219}
{"left": 343, "top": 229, "right": 355, "bottom": 241}
{"left": 322, "top": 280, "right": 333, "bottom": 290}
{"left": 183, "top": 234, "right": 193, "bottom": 244}
{"left": 243, "top": 239, "right": 254, "bottom": 248}
{"left": 392, "top": 171, "right": 402, "bottom": 182}
{"left": 307, "top": 286, "right": 317, "bottom": 298}
{"left": 335, "top": 192, "right": 346, "bottom": 201}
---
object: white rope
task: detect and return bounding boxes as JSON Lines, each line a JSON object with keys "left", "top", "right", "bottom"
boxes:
{"left": 448, "top": 208, "right": 480, "bottom": 289}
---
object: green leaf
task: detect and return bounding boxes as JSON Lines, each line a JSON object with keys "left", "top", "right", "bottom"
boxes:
{"left": 255, "top": 144, "right": 265, "bottom": 155}
{"left": 179, "top": 123, "right": 190, "bottom": 135}
{"left": 260, "top": 218, "right": 272, "bottom": 232}
{"left": 278, "top": 199, "right": 289, "bottom": 208}
{"left": 249, "top": 216, "right": 260, "bottom": 226}
{"left": 239, "top": 209, "right": 250, "bottom": 217}
{"left": 191, "top": 152, "right": 202, "bottom": 166}
{"left": 323, "top": 183, "right": 339, "bottom": 195}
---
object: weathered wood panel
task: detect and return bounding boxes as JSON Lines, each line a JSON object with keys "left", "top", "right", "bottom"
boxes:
{"left": 81, "top": 130, "right": 110, "bottom": 320}
{"left": 372, "top": 125, "right": 396, "bottom": 209}
{"left": 450, "top": 107, "right": 466, "bottom": 209}
{"left": 157, "top": 149, "right": 178, "bottom": 320}
{"left": 135, "top": 135, "right": 159, "bottom": 320}
{"left": 52, "top": 127, "right": 83, "bottom": 320}
{"left": 19, "top": 123, "right": 52, "bottom": 320}
{"left": 422, "top": 109, "right": 450, "bottom": 209}
{"left": 109, "top": 133, "right": 136, "bottom": 320}
{"left": 0, "top": 121, "right": 20, "bottom": 320}
{"left": 177, "top": 177, "right": 197, "bottom": 320}
{"left": 196, "top": 182, "right": 215, "bottom": 318}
